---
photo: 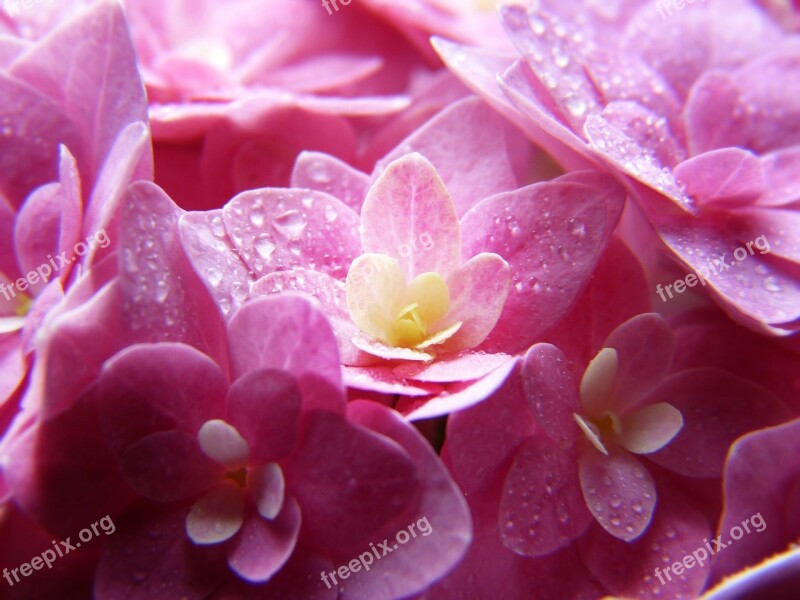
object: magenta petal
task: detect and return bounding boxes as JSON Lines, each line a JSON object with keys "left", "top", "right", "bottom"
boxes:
{"left": 603, "top": 313, "right": 675, "bottom": 414}
{"left": 225, "top": 498, "right": 301, "bottom": 583}
{"left": 647, "top": 368, "right": 790, "bottom": 478}
{"left": 282, "top": 410, "right": 420, "bottom": 550}
{"left": 227, "top": 294, "right": 345, "bottom": 412}
{"left": 521, "top": 343, "right": 581, "bottom": 447}
{"left": 578, "top": 450, "right": 656, "bottom": 542}
{"left": 120, "top": 430, "right": 224, "bottom": 503}
{"left": 97, "top": 343, "right": 228, "bottom": 456}
{"left": 499, "top": 434, "right": 592, "bottom": 557}
{"left": 290, "top": 151, "right": 370, "bottom": 213}
{"left": 361, "top": 153, "right": 461, "bottom": 280}
{"left": 226, "top": 369, "right": 301, "bottom": 462}
{"left": 394, "top": 351, "right": 514, "bottom": 383}
{"left": 95, "top": 502, "right": 226, "bottom": 600}
{"left": 464, "top": 172, "right": 624, "bottom": 353}
{"left": 222, "top": 188, "right": 361, "bottom": 280}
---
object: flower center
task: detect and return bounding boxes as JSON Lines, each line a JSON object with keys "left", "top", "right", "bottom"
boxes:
{"left": 225, "top": 467, "right": 248, "bottom": 488}
{"left": 15, "top": 293, "right": 32, "bottom": 317}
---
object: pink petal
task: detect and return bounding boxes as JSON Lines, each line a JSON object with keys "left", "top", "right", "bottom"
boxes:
{"left": 617, "top": 403, "right": 683, "bottom": 455}
{"left": 710, "top": 418, "right": 800, "bottom": 585}
{"left": 9, "top": 0, "right": 148, "bottom": 187}
{"left": 250, "top": 463, "right": 285, "bottom": 520}
{"left": 197, "top": 420, "right": 250, "bottom": 469}
{"left": 603, "top": 313, "right": 675, "bottom": 414}
{"left": 647, "top": 368, "right": 790, "bottom": 478}
{"left": 97, "top": 343, "right": 228, "bottom": 456}
{"left": 463, "top": 172, "right": 624, "bottom": 353}
{"left": 706, "top": 547, "right": 800, "bottom": 600}
{"left": 393, "top": 351, "right": 514, "bottom": 383}
{"left": 178, "top": 209, "right": 253, "bottom": 318}
{"left": 290, "top": 151, "right": 370, "bottom": 213}
{"left": 500, "top": 434, "right": 593, "bottom": 556}
{"left": 521, "top": 343, "right": 582, "bottom": 447}
{"left": 225, "top": 497, "right": 301, "bottom": 583}
{"left": 437, "top": 252, "right": 510, "bottom": 352}
{"left": 222, "top": 188, "right": 361, "bottom": 280}
{"left": 361, "top": 153, "right": 461, "bottom": 280}
{"left": 227, "top": 295, "right": 345, "bottom": 413}
{"left": 13, "top": 182, "right": 62, "bottom": 295}
{"left": 377, "top": 97, "right": 523, "bottom": 217}
{"left": 579, "top": 485, "right": 712, "bottom": 599}
{"left": 685, "top": 71, "right": 746, "bottom": 155}
{"left": 343, "top": 365, "right": 442, "bottom": 397}
{"left": 250, "top": 269, "right": 366, "bottom": 366}
{"left": 444, "top": 365, "right": 535, "bottom": 495}
{"left": 225, "top": 369, "right": 301, "bottom": 462}
{"left": 0, "top": 335, "right": 24, "bottom": 407}
{"left": 674, "top": 148, "right": 764, "bottom": 209}
{"left": 344, "top": 400, "right": 472, "bottom": 600}
{"left": 95, "top": 503, "right": 227, "bottom": 600}
{"left": 120, "top": 430, "right": 224, "bottom": 503}
{"left": 578, "top": 450, "right": 657, "bottom": 542}
{"left": 186, "top": 484, "right": 245, "bottom": 545}
{"left": 351, "top": 333, "right": 433, "bottom": 362}
{"left": 282, "top": 410, "right": 420, "bottom": 550}
{"left": 403, "top": 355, "right": 518, "bottom": 420}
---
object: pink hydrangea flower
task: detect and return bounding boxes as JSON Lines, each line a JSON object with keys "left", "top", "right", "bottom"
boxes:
{"left": 435, "top": 0, "right": 800, "bottom": 334}
{"left": 179, "top": 97, "right": 625, "bottom": 417}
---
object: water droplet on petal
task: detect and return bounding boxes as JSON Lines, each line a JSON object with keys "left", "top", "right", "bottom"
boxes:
{"left": 273, "top": 210, "right": 307, "bottom": 241}
{"left": 206, "top": 267, "right": 223, "bottom": 287}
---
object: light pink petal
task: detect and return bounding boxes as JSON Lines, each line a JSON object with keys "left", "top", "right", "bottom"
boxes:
{"left": 500, "top": 434, "right": 593, "bottom": 557}
{"left": 579, "top": 485, "right": 712, "bottom": 599}
{"left": 759, "top": 146, "right": 800, "bottom": 207}
{"left": 343, "top": 365, "right": 442, "bottom": 397}
{"left": 393, "top": 351, "right": 514, "bottom": 383}
{"left": 377, "top": 97, "right": 523, "bottom": 217}
{"left": 463, "top": 172, "right": 624, "bottom": 353}
{"left": 95, "top": 503, "right": 227, "bottom": 600}
{"left": 222, "top": 188, "right": 361, "bottom": 280}
{"left": 0, "top": 335, "right": 24, "bottom": 407}
{"left": 603, "top": 313, "right": 676, "bottom": 414}
{"left": 186, "top": 484, "right": 245, "bottom": 545}
{"left": 351, "top": 333, "right": 434, "bottom": 362}
{"left": 250, "top": 463, "right": 286, "bottom": 521}
{"left": 578, "top": 450, "right": 657, "bottom": 542}
{"left": 0, "top": 194, "right": 19, "bottom": 281}
{"left": 711, "top": 418, "right": 800, "bottom": 584}
{"left": 344, "top": 400, "right": 472, "bottom": 600}
{"left": 225, "top": 498, "right": 301, "bottom": 583}
{"left": 361, "top": 153, "right": 461, "bottom": 280}
{"left": 250, "top": 269, "right": 366, "bottom": 366}
{"left": 197, "top": 420, "right": 249, "bottom": 469}
{"left": 282, "top": 410, "right": 419, "bottom": 550}
{"left": 120, "top": 430, "right": 224, "bottom": 503}
{"left": 55, "top": 146, "right": 83, "bottom": 273}
{"left": 178, "top": 209, "right": 252, "bottom": 318}
{"left": 227, "top": 295, "right": 345, "bottom": 413}
{"left": 435, "top": 252, "right": 510, "bottom": 352}
{"left": 617, "top": 403, "right": 683, "bottom": 455}
{"left": 9, "top": 1, "right": 148, "bottom": 188}
{"left": 674, "top": 148, "right": 764, "bottom": 209}
{"left": 290, "top": 151, "right": 370, "bottom": 213}
{"left": 261, "top": 54, "right": 383, "bottom": 93}
{"left": 648, "top": 368, "right": 790, "bottom": 478}
{"left": 225, "top": 368, "right": 301, "bottom": 462}
{"left": 13, "top": 182, "right": 62, "bottom": 295}
{"left": 403, "top": 356, "right": 517, "bottom": 421}
{"left": 97, "top": 343, "right": 228, "bottom": 456}
{"left": 521, "top": 343, "right": 582, "bottom": 447}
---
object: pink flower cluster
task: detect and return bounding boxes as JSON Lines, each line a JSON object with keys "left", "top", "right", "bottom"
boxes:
{"left": 0, "top": 1, "right": 798, "bottom": 598}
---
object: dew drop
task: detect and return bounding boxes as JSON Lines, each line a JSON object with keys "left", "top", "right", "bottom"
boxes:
{"left": 273, "top": 210, "right": 307, "bottom": 241}
{"left": 763, "top": 276, "right": 782, "bottom": 292}
{"left": 254, "top": 235, "right": 276, "bottom": 260}
{"left": 206, "top": 267, "right": 223, "bottom": 288}
{"left": 325, "top": 204, "right": 339, "bottom": 223}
